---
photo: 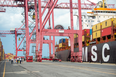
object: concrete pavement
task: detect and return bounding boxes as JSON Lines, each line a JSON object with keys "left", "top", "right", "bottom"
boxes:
{"left": 0, "top": 60, "right": 116, "bottom": 77}
{"left": 19, "top": 61, "right": 116, "bottom": 77}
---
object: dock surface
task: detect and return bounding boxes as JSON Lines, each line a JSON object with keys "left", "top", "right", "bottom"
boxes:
{"left": 0, "top": 60, "right": 116, "bottom": 77}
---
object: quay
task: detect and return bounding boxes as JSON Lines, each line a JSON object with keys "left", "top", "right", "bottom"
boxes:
{"left": 0, "top": 60, "right": 116, "bottom": 77}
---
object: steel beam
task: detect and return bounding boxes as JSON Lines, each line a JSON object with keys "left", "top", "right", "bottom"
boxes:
{"left": 53, "top": 36, "right": 55, "bottom": 58}
{"left": 38, "top": 0, "right": 42, "bottom": 62}
{"left": 30, "top": 40, "right": 53, "bottom": 43}
{"left": 42, "top": 29, "right": 79, "bottom": 34}
{"left": 42, "top": 32, "right": 70, "bottom": 36}
{"left": 17, "top": 35, "right": 25, "bottom": 49}
{"left": 25, "top": 0, "right": 30, "bottom": 57}
{"left": 34, "top": 0, "right": 39, "bottom": 59}
{"left": 70, "top": 0, "right": 73, "bottom": 30}
{"left": 78, "top": 0, "right": 82, "bottom": 62}
{"left": 70, "top": 34, "right": 74, "bottom": 60}
{"left": 49, "top": 36, "right": 51, "bottom": 57}
{"left": 41, "top": 0, "right": 58, "bottom": 31}
{"left": 15, "top": 29, "right": 18, "bottom": 57}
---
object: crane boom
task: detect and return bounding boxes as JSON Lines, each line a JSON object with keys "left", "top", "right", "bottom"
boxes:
{"left": 0, "top": 0, "right": 115, "bottom": 9}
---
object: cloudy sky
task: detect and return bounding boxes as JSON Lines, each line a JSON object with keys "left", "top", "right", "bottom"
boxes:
{"left": 0, "top": 0, "right": 116, "bottom": 57}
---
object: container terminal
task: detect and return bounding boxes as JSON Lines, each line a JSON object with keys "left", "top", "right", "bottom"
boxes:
{"left": 0, "top": 0, "right": 116, "bottom": 77}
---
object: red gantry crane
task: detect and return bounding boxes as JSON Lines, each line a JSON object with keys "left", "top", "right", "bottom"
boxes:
{"left": 0, "top": 0, "right": 115, "bottom": 62}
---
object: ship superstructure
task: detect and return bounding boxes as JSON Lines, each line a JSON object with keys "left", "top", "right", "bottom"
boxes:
{"left": 76, "top": 0, "right": 116, "bottom": 30}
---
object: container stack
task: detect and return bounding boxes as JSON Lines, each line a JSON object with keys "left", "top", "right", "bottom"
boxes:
{"left": 74, "top": 29, "right": 91, "bottom": 47}
{"left": 5, "top": 53, "right": 15, "bottom": 60}
{"left": 0, "top": 39, "right": 5, "bottom": 61}
{"left": 59, "top": 38, "right": 68, "bottom": 48}
{"left": 92, "top": 23, "right": 101, "bottom": 40}
{"left": 55, "top": 18, "right": 116, "bottom": 53}
{"left": 56, "top": 38, "right": 69, "bottom": 52}
{"left": 92, "top": 18, "right": 116, "bottom": 43}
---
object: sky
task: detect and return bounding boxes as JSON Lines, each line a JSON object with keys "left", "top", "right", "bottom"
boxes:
{"left": 0, "top": 0, "right": 116, "bottom": 58}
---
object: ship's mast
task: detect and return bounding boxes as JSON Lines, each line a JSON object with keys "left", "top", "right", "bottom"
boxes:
{"left": 102, "top": 0, "right": 107, "bottom": 8}
{"left": 103, "top": 0, "right": 105, "bottom": 8}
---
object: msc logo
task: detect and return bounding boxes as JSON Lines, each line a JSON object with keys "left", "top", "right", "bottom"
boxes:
{"left": 82, "top": 43, "right": 110, "bottom": 62}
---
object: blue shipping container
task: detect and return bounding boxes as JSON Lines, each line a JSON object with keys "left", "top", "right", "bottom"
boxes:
{"left": 63, "top": 39, "right": 66, "bottom": 43}
{"left": 90, "top": 29, "right": 92, "bottom": 35}
{"left": 59, "top": 39, "right": 62, "bottom": 43}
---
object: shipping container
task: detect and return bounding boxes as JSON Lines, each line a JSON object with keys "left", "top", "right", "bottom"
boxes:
{"left": 90, "top": 29, "right": 92, "bottom": 35}
{"left": 82, "top": 29, "right": 90, "bottom": 35}
{"left": 113, "top": 18, "right": 116, "bottom": 26}
{"left": 59, "top": 38, "right": 68, "bottom": 43}
{"left": 93, "top": 23, "right": 101, "bottom": 32}
{"left": 82, "top": 36, "right": 84, "bottom": 41}
{"left": 63, "top": 39, "right": 66, "bottom": 43}
{"left": 59, "top": 43, "right": 62, "bottom": 48}
{"left": 0, "top": 52, "right": 1, "bottom": 57}
{"left": 2, "top": 49, "right": 4, "bottom": 60}
{"left": 66, "top": 39, "right": 68, "bottom": 42}
{"left": 0, "top": 41, "right": 1, "bottom": 48}
{"left": 93, "top": 30, "right": 101, "bottom": 39}
{"left": 102, "top": 27, "right": 112, "bottom": 36}
{"left": 102, "top": 18, "right": 112, "bottom": 29}
{"left": 74, "top": 34, "right": 78, "bottom": 38}
{"left": 59, "top": 39, "right": 62, "bottom": 44}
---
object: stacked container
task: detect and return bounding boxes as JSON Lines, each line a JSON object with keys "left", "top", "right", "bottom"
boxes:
{"left": 101, "top": 18, "right": 116, "bottom": 36}
{"left": 92, "top": 18, "right": 116, "bottom": 42}
{"left": 5, "top": 53, "right": 15, "bottom": 60}
{"left": 0, "top": 39, "right": 4, "bottom": 61}
{"left": 74, "top": 29, "right": 91, "bottom": 46}
{"left": 0, "top": 40, "right": 2, "bottom": 61}
{"left": 92, "top": 23, "right": 101, "bottom": 39}
{"left": 58, "top": 38, "right": 68, "bottom": 49}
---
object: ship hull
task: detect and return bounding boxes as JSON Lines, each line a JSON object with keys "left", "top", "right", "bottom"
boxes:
{"left": 56, "top": 41, "right": 116, "bottom": 63}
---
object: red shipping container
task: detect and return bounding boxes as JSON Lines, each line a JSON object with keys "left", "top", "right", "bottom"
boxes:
{"left": 102, "top": 27, "right": 112, "bottom": 36}
{"left": 82, "top": 29, "right": 90, "bottom": 35}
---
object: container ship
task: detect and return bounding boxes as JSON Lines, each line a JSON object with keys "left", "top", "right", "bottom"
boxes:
{"left": 0, "top": 38, "right": 5, "bottom": 61}
{"left": 55, "top": 0, "right": 116, "bottom": 63}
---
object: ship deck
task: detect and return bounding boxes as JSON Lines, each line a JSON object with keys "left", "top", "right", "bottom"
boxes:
{"left": 0, "top": 60, "right": 116, "bottom": 77}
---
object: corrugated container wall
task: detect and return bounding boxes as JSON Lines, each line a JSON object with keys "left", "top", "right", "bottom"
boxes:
{"left": 59, "top": 39, "right": 62, "bottom": 44}
{"left": 0, "top": 39, "right": 5, "bottom": 61}
{"left": 102, "top": 27, "right": 112, "bottom": 36}
{"left": 82, "top": 36, "right": 84, "bottom": 41}
{"left": 63, "top": 39, "right": 66, "bottom": 43}
{"left": 93, "top": 30, "right": 101, "bottom": 39}
{"left": 93, "top": 23, "right": 101, "bottom": 32}
{"left": 59, "top": 38, "right": 67, "bottom": 44}
{"left": 92, "top": 18, "right": 116, "bottom": 39}
{"left": 59, "top": 43, "right": 62, "bottom": 48}
{"left": 113, "top": 18, "right": 116, "bottom": 26}
{"left": 0, "top": 40, "right": 2, "bottom": 61}
{"left": 82, "top": 29, "right": 90, "bottom": 35}
{"left": 102, "top": 18, "right": 112, "bottom": 29}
